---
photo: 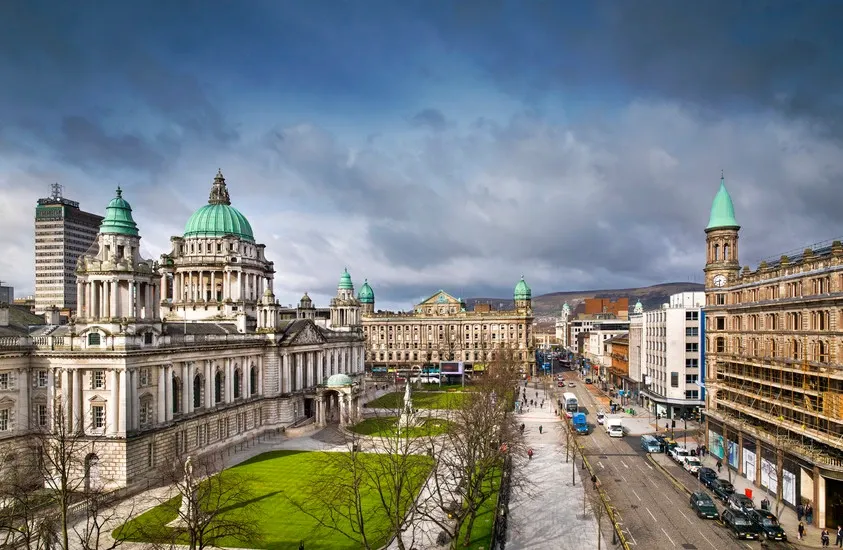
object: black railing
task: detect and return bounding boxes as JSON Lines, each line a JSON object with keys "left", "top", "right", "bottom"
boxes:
{"left": 490, "top": 454, "right": 513, "bottom": 549}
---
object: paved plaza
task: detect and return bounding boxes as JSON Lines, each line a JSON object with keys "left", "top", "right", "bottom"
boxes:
{"left": 507, "top": 385, "right": 603, "bottom": 550}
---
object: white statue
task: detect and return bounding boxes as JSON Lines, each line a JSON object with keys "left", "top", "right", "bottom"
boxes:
{"left": 184, "top": 455, "right": 194, "bottom": 485}
{"left": 403, "top": 379, "right": 413, "bottom": 413}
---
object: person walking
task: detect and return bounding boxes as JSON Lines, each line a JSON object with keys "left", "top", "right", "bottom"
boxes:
{"left": 539, "top": 425, "right": 543, "bottom": 434}
{"left": 835, "top": 525, "right": 842, "bottom": 547}
{"left": 798, "top": 521, "right": 805, "bottom": 540}
{"left": 716, "top": 460, "right": 722, "bottom": 473}
{"left": 797, "top": 503, "right": 805, "bottom": 522}
{"left": 807, "top": 502, "right": 815, "bottom": 525}
{"left": 822, "top": 528, "right": 831, "bottom": 547}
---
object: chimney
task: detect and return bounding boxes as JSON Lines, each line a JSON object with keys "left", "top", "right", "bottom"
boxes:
{"left": 45, "top": 306, "right": 61, "bottom": 325}
{"left": 0, "top": 303, "right": 9, "bottom": 327}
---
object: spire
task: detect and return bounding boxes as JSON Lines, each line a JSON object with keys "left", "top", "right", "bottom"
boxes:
{"left": 208, "top": 169, "right": 231, "bottom": 206}
{"left": 706, "top": 172, "right": 739, "bottom": 230}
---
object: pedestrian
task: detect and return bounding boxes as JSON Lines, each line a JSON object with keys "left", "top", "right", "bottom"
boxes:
{"left": 528, "top": 448, "right": 533, "bottom": 460}
{"left": 536, "top": 391, "right": 539, "bottom": 399}
{"left": 798, "top": 521, "right": 805, "bottom": 540}
{"left": 822, "top": 528, "right": 831, "bottom": 547}
{"left": 539, "top": 425, "right": 543, "bottom": 434}
{"left": 716, "top": 460, "right": 722, "bottom": 473}
{"left": 835, "top": 525, "right": 842, "bottom": 547}
{"left": 797, "top": 503, "right": 805, "bottom": 522}
{"left": 807, "top": 502, "right": 815, "bottom": 525}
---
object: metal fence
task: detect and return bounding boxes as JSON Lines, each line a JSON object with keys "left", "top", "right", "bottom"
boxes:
{"left": 490, "top": 453, "right": 513, "bottom": 550}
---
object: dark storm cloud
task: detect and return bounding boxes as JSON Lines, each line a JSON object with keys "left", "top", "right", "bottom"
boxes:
{"left": 54, "top": 117, "right": 168, "bottom": 173}
{"left": 411, "top": 108, "right": 449, "bottom": 132}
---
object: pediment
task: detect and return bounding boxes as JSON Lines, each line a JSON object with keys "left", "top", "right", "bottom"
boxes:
{"left": 290, "top": 322, "right": 325, "bottom": 346}
{"left": 418, "top": 290, "right": 460, "bottom": 308}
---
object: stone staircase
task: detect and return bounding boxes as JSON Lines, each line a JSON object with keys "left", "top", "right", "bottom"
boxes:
{"left": 312, "top": 424, "right": 349, "bottom": 445}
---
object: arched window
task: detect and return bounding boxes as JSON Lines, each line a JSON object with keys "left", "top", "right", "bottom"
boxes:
{"left": 713, "top": 244, "right": 720, "bottom": 261}
{"left": 330, "top": 354, "right": 335, "bottom": 375}
{"left": 193, "top": 374, "right": 203, "bottom": 409}
{"left": 818, "top": 340, "right": 828, "bottom": 362}
{"left": 715, "top": 337, "right": 726, "bottom": 353}
{"left": 214, "top": 371, "right": 223, "bottom": 404}
{"left": 84, "top": 453, "right": 100, "bottom": 493}
{"left": 791, "top": 339, "right": 800, "bottom": 360}
{"left": 723, "top": 243, "right": 730, "bottom": 261}
{"left": 172, "top": 376, "right": 181, "bottom": 414}
{"left": 88, "top": 333, "right": 101, "bottom": 346}
{"left": 250, "top": 366, "right": 258, "bottom": 396}
{"left": 769, "top": 340, "right": 777, "bottom": 357}
{"left": 233, "top": 368, "right": 241, "bottom": 399}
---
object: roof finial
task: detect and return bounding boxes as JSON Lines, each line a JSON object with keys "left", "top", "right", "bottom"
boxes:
{"left": 208, "top": 169, "right": 231, "bottom": 205}
{"left": 116, "top": 185, "right": 122, "bottom": 197}
{"left": 721, "top": 169, "right": 724, "bottom": 181}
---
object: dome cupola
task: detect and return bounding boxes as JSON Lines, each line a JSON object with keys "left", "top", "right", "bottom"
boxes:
{"left": 183, "top": 170, "right": 255, "bottom": 242}
{"left": 514, "top": 276, "right": 531, "bottom": 301}
{"left": 99, "top": 187, "right": 139, "bottom": 236}
{"left": 707, "top": 174, "right": 739, "bottom": 230}
{"left": 357, "top": 279, "right": 374, "bottom": 304}
{"left": 338, "top": 268, "right": 354, "bottom": 290}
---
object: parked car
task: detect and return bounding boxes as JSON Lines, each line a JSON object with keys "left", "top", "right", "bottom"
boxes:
{"left": 698, "top": 467, "right": 718, "bottom": 488}
{"left": 670, "top": 446, "right": 690, "bottom": 463}
{"left": 690, "top": 491, "right": 719, "bottom": 519}
{"left": 747, "top": 509, "right": 787, "bottom": 541}
{"left": 557, "top": 381, "right": 565, "bottom": 387}
{"left": 711, "top": 479, "right": 736, "bottom": 502}
{"left": 653, "top": 435, "right": 669, "bottom": 452}
{"left": 683, "top": 457, "right": 703, "bottom": 475}
{"left": 721, "top": 509, "right": 760, "bottom": 540}
{"left": 728, "top": 492, "right": 756, "bottom": 514}
{"left": 585, "top": 378, "right": 593, "bottom": 384}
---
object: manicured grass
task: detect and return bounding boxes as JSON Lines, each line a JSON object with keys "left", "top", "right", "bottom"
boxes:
{"left": 366, "top": 391, "right": 467, "bottom": 409}
{"left": 457, "top": 470, "right": 501, "bottom": 550}
{"left": 115, "top": 450, "right": 433, "bottom": 550}
{"left": 350, "top": 416, "right": 451, "bottom": 438}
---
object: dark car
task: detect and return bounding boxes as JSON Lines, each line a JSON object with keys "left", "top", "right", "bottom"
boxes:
{"left": 721, "top": 509, "right": 760, "bottom": 540}
{"left": 711, "top": 479, "right": 735, "bottom": 502}
{"left": 690, "top": 491, "right": 719, "bottom": 519}
{"left": 653, "top": 435, "right": 669, "bottom": 452}
{"left": 698, "top": 467, "right": 718, "bottom": 488}
{"left": 747, "top": 509, "right": 787, "bottom": 541}
{"left": 728, "top": 493, "right": 756, "bottom": 514}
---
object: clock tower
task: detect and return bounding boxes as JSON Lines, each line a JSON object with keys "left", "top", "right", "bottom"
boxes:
{"left": 704, "top": 173, "right": 740, "bottom": 289}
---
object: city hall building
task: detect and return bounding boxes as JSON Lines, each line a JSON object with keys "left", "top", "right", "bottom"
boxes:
{"left": 0, "top": 171, "right": 365, "bottom": 489}
{"left": 703, "top": 175, "right": 843, "bottom": 528}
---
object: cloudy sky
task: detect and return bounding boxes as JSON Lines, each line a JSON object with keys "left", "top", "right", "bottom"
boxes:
{"left": 1, "top": 1, "right": 842, "bottom": 312}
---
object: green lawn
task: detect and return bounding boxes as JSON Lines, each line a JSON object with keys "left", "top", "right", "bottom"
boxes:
{"left": 350, "top": 416, "right": 451, "bottom": 438}
{"left": 457, "top": 470, "right": 501, "bottom": 550}
{"left": 366, "top": 391, "right": 467, "bottom": 409}
{"left": 115, "top": 450, "right": 433, "bottom": 550}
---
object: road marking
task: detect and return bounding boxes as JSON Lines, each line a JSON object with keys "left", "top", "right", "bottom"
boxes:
{"left": 625, "top": 529, "right": 637, "bottom": 545}
{"left": 678, "top": 509, "right": 693, "bottom": 524}
{"left": 661, "top": 528, "right": 675, "bottom": 547}
{"left": 620, "top": 475, "right": 627, "bottom": 483}
{"left": 598, "top": 461, "right": 605, "bottom": 469}
{"left": 646, "top": 507, "right": 657, "bottom": 522}
{"left": 645, "top": 462, "right": 653, "bottom": 470}
{"left": 631, "top": 489, "right": 642, "bottom": 501}
{"left": 698, "top": 531, "right": 717, "bottom": 549}
{"left": 621, "top": 460, "right": 629, "bottom": 469}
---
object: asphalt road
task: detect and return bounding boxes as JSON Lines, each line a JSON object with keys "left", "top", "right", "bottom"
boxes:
{"left": 557, "top": 372, "right": 795, "bottom": 550}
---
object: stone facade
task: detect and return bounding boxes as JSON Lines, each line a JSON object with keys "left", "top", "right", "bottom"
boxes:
{"left": 0, "top": 173, "right": 365, "bottom": 490}
{"left": 703, "top": 176, "right": 843, "bottom": 528}
{"left": 361, "top": 287, "right": 535, "bottom": 375}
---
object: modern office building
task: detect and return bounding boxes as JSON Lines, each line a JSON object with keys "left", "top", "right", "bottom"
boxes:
{"left": 360, "top": 279, "right": 535, "bottom": 375}
{"left": 703, "top": 175, "right": 843, "bottom": 528}
{"left": 34, "top": 184, "right": 104, "bottom": 315}
{"left": 0, "top": 283, "right": 12, "bottom": 304}
{"left": 639, "top": 292, "right": 706, "bottom": 420}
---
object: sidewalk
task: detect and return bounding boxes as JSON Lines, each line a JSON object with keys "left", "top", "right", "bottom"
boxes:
{"left": 654, "top": 446, "right": 826, "bottom": 548}
{"left": 507, "top": 386, "right": 602, "bottom": 550}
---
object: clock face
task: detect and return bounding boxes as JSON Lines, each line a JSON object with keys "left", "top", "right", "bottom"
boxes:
{"left": 712, "top": 275, "right": 727, "bottom": 288}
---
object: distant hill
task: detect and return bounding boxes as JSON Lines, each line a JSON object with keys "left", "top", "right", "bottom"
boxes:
{"left": 467, "top": 282, "right": 704, "bottom": 329}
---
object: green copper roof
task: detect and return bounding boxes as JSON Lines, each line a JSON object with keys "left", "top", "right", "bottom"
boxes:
{"left": 99, "top": 187, "right": 139, "bottom": 236}
{"left": 707, "top": 175, "right": 739, "bottom": 229}
{"left": 358, "top": 279, "right": 374, "bottom": 303}
{"left": 338, "top": 268, "right": 354, "bottom": 290}
{"left": 514, "top": 276, "right": 531, "bottom": 301}
{"left": 184, "top": 170, "right": 255, "bottom": 241}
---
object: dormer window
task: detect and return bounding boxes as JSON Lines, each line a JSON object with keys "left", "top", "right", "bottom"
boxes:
{"left": 117, "top": 245, "right": 124, "bottom": 260}
{"left": 88, "top": 333, "right": 101, "bottom": 346}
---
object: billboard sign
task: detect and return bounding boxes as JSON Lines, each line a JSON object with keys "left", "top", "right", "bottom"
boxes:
{"left": 439, "top": 361, "right": 464, "bottom": 375}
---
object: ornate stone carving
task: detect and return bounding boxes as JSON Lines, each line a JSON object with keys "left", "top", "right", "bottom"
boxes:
{"left": 295, "top": 323, "right": 323, "bottom": 345}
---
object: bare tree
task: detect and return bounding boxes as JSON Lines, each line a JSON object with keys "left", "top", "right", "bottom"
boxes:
{"left": 287, "top": 407, "right": 437, "bottom": 550}
{"left": 0, "top": 447, "right": 56, "bottom": 550}
{"left": 421, "top": 345, "right": 527, "bottom": 547}
{"left": 131, "top": 454, "right": 262, "bottom": 550}
{"left": 586, "top": 476, "right": 607, "bottom": 550}
{"left": 73, "top": 491, "right": 135, "bottom": 550}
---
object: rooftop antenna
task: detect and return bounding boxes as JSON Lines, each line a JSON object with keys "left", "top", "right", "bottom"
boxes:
{"left": 50, "top": 183, "right": 63, "bottom": 200}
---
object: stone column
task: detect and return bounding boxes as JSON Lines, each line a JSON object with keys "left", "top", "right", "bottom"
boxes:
{"left": 225, "top": 359, "right": 232, "bottom": 403}
{"left": 257, "top": 355, "right": 263, "bottom": 395}
{"left": 161, "top": 273, "right": 168, "bottom": 303}
{"left": 237, "top": 270, "right": 242, "bottom": 301}
{"left": 205, "top": 361, "right": 213, "bottom": 407}
{"left": 165, "top": 365, "right": 174, "bottom": 421}
{"left": 107, "top": 370, "right": 118, "bottom": 436}
{"left": 130, "top": 370, "right": 139, "bottom": 431}
{"left": 76, "top": 285, "right": 84, "bottom": 318}
{"left": 157, "top": 365, "right": 166, "bottom": 424}
{"left": 182, "top": 363, "right": 191, "bottom": 414}
{"left": 72, "top": 370, "right": 83, "bottom": 433}
{"left": 60, "top": 369, "right": 70, "bottom": 430}
{"left": 118, "top": 369, "right": 127, "bottom": 434}
{"left": 47, "top": 369, "right": 56, "bottom": 430}
{"left": 17, "top": 369, "right": 29, "bottom": 434}
{"left": 245, "top": 358, "right": 252, "bottom": 397}
{"left": 210, "top": 272, "right": 216, "bottom": 301}
{"left": 281, "top": 353, "right": 289, "bottom": 393}
{"left": 153, "top": 282, "right": 160, "bottom": 318}
{"left": 134, "top": 281, "right": 142, "bottom": 318}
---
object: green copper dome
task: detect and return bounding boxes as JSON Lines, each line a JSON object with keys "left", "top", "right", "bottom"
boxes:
{"left": 706, "top": 175, "right": 739, "bottom": 230}
{"left": 184, "top": 170, "right": 255, "bottom": 242}
{"left": 338, "top": 268, "right": 354, "bottom": 290}
{"left": 358, "top": 279, "right": 374, "bottom": 303}
{"left": 99, "top": 187, "right": 139, "bottom": 236}
{"left": 514, "top": 276, "right": 531, "bottom": 301}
